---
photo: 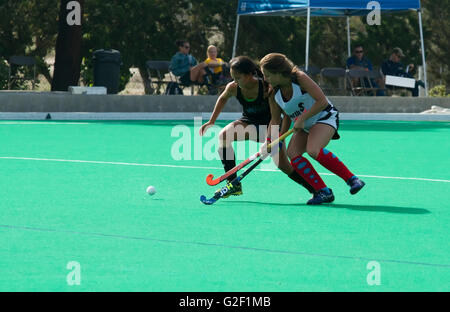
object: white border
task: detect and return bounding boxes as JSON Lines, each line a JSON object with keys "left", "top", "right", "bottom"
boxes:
{"left": 0, "top": 112, "right": 449, "bottom": 121}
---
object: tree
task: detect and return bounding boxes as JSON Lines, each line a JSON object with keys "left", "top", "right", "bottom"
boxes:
{"left": 52, "top": 0, "right": 84, "bottom": 91}
{"left": 232, "top": 15, "right": 348, "bottom": 68}
{"left": 0, "top": 0, "right": 58, "bottom": 89}
{"left": 1, "top": 0, "right": 446, "bottom": 92}
{"left": 354, "top": 12, "right": 426, "bottom": 71}
{"left": 80, "top": 0, "right": 191, "bottom": 93}
{"left": 421, "top": 0, "right": 450, "bottom": 87}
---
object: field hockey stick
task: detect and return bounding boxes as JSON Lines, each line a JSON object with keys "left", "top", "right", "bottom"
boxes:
{"left": 200, "top": 155, "right": 267, "bottom": 205}
{"left": 205, "top": 151, "right": 260, "bottom": 186}
{"left": 200, "top": 128, "right": 294, "bottom": 205}
{"left": 205, "top": 128, "right": 295, "bottom": 186}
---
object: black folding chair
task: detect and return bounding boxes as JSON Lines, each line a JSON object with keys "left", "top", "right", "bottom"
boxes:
{"left": 8, "top": 56, "right": 36, "bottom": 90}
{"left": 367, "top": 69, "right": 387, "bottom": 96}
{"left": 347, "top": 69, "right": 378, "bottom": 96}
{"left": 306, "top": 65, "right": 321, "bottom": 78}
{"left": 298, "top": 65, "right": 320, "bottom": 80}
{"left": 319, "top": 67, "right": 348, "bottom": 96}
{"left": 145, "top": 60, "right": 175, "bottom": 94}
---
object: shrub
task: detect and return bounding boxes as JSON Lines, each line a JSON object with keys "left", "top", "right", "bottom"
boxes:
{"left": 429, "top": 85, "right": 449, "bottom": 97}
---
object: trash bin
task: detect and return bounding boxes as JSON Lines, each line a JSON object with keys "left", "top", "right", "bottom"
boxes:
{"left": 93, "top": 49, "right": 121, "bottom": 94}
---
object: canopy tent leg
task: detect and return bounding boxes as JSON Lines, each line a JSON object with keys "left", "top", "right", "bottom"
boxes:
{"left": 347, "top": 16, "right": 351, "bottom": 57}
{"left": 232, "top": 15, "right": 240, "bottom": 59}
{"left": 305, "top": 7, "right": 311, "bottom": 71}
{"left": 418, "top": 10, "right": 428, "bottom": 96}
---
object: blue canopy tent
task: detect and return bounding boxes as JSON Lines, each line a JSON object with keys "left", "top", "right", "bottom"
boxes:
{"left": 232, "top": 0, "right": 428, "bottom": 95}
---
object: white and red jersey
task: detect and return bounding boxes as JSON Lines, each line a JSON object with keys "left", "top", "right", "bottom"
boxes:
{"left": 273, "top": 80, "right": 339, "bottom": 133}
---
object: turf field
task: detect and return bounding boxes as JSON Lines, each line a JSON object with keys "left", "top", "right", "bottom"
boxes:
{"left": 0, "top": 119, "right": 449, "bottom": 291}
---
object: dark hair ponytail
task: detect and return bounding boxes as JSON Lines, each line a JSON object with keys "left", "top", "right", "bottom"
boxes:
{"left": 229, "top": 56, "right": 259, "bottom": 76}
{"left": 255, "top": 66, "right": 269, "bottom": 91}
{"left": 230, "top": 56, "right": 269, "bottom": 91}
{"left": 254, "top": 67, "right": 264, "bottom": 80}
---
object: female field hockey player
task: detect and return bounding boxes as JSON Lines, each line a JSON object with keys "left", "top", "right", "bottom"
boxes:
{"left": 199, "top": 56, "right": 315, "bottom": 197}
{"left": 259, "top": 53, "right": 365, "bottom": 205}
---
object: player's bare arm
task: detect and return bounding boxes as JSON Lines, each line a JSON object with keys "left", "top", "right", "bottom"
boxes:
{"left": 293, "top": 71, "right": 328, "bottom": 130}
{"left": 199, "top": 82, "right": 237, "bottom": 136}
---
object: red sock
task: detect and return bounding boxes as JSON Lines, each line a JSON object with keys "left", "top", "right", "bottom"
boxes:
{"left": 290, "top": 155, "right": 327, "bottom": 191}
{"left": 316, "top": 148, "right": 354, "bottom": 182}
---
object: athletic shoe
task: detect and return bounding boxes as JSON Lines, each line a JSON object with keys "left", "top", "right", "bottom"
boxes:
{"left": 220, "top": 183, "right": 243, "bottom": 199}
{"left": 307, "top": 188, "right": 335, "bottom": 205}
{"left": 347, "top": 176, "right": 366, "bottom": 195}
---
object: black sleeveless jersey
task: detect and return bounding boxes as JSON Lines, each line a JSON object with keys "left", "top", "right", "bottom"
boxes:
{"left": 236, "top": 78, "right": 271, "bottom": 125}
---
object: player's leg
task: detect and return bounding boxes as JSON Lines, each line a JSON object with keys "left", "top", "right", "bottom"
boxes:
{"left": 287, "top": 130, "right": 334, "bottom": 204}
{"left": 307, "top": 123, "right": 365, "bottom": 194}
{"left": 218, "top": 121, "right": 239, "bottom": 182}
{"left": 272, "top": 141, "right": 316, "bottom": 194}
{"left": 190, "top": 63, "right": 207, "bottom": 84}
{"left": 258, "top": 123, "right": 315, "bottom": 194}
{"left": 218, "top": 120, "right": 255, "bottom": 197}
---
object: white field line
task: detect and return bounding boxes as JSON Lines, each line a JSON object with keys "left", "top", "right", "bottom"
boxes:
{"left": 0, "top": 156, "right": 219, "bottom": 170}
{"left": 0, "top": 156, "right": 449, "bottom": 184}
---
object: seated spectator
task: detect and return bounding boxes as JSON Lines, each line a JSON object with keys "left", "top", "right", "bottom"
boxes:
{"left": 204, "top": 45, "right": 230, "bottom": 85}
{"left": 346, "top": 45, "right": 373, "bottom": 71}
{"left": 381, "top": 47, "right": 425, "bottom": 97}
{"left": 169, "top": 40, "right": 211, "bottom": 86}
{"left": 346, "top": 45, "right": 384, "bottom": 96}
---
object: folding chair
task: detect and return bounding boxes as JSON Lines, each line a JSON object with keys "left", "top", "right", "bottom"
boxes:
{"left": 319, "top": 67, "right": 347, "bottom": 96}
{"left": 145, "top": 60, "right": 175, "bottom": 94}
{"left": 8, "top": 56, "right": 36, "bottom": 90}
{"left": 298, "top": 65, "right": 320, "bottom": 80}
{"left": 207, "top": 64, "right": 232, "bottom": 95}
{"left": 347, "top": 69, "right": 377, "bottom": 96}
{"left": 306, "top": 65, "right": 321, "bottom": 79}
{"left": 367, "top": 69, "right": 387, "bottom": 96}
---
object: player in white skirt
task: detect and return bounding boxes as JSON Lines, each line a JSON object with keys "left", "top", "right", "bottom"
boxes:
{"left": 259, "top": 53, "right": 365, "bottom": 205}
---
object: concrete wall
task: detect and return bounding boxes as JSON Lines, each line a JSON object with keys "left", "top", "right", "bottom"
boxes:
{"left": 1, "top": 91, "right": 449, "bottom": 113}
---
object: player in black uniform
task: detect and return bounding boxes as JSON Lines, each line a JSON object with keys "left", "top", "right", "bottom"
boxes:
{"left": 199, "top": 56, "right": 315, "bottom": 197}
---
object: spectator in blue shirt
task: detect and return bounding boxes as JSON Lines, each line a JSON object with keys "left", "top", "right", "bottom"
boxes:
{"left": 346, "top": 45, "right": 384, "bottom": 96}
{"left": 346, "top": 45, "right": 373, "bottom": 71}
{"left": 381, "top": 47, "right": 425, "bottom": 97}
{"left": 169, "top": 40, "right": 210, "bottom": 86}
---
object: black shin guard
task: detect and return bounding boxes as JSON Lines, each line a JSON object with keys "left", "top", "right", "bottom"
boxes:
{"left": 288, "top": 170, "right": 315, "bottom": 194}
{"left": 220, "top": 146, "right": 237, "bottom": 182}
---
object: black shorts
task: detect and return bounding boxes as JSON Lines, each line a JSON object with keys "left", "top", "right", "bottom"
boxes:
{"left": 238, "top": 115, "right": 273, "bottom": 142}
{"left": 179, "top": 71, "right": 192, "bottom": 86}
